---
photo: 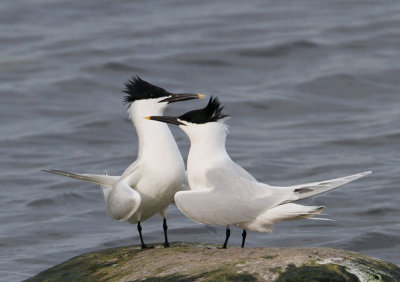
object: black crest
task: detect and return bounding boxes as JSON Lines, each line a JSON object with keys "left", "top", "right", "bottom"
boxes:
{"left": 123, "top": 76, "right": 171, "bottom": 104}
{"left": 179, "top": 96, "right": 229, "bottom": 124}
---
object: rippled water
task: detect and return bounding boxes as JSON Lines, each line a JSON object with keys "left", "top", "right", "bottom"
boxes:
{"left": 1, "top": 1, "right": 400, "bottom": 280}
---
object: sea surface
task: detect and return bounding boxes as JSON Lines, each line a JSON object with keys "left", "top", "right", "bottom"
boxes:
{"left": 1, "top": 0, "right": 400, "bottom": 280}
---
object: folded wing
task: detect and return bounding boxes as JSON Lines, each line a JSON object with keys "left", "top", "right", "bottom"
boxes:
{"left": 175, "top": 168, "right": 293, "bottom": 226}
{"left": 106, "top": 178, "right": 141, "bottom": 222}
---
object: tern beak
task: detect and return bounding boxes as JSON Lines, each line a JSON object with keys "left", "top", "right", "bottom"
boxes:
{"left": 159, "top": 93, "right": 205, "bottom": 104}
{"left": 144, "top": 116, "right": 185, "bottom": 126}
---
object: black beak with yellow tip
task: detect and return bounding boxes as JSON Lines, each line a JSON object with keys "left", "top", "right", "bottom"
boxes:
{"left": 159, "top": 93, "right": 205, "bottom": 104}
{"left": 145, "top": 116, "right": 185, "bottom": 126}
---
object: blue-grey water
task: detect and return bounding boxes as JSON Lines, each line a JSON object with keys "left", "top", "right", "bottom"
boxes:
{"left": 1, "top": 0, "right": 400, "bottom": 280}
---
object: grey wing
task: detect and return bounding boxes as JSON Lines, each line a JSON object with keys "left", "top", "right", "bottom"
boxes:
{"left": 225, "top": 160, "right": 257, "bottom": 182}
{"left": 288, "top": 171, "right": 372, "bottom": 201}
{"left": 175, "top": 189, "right": 260, "bottom": 225}
{"left": 42, "top": 169, "right": 119, "bottom": 188}
{"left": 120, "top": 160, "right": 140, "bottom": 180}
{"left": 106, "top": 178, "right": 141, "bottom": 222}
{"left": 195, "top": 168, "right": 293, "bottom": 225}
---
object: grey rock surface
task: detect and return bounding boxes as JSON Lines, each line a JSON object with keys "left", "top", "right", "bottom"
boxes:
{"left": 26, "top": 242, "right": 400, "bottom": 281}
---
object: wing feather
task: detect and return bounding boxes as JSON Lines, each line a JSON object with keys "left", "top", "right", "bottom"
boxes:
{"left": 42, "top": 169, "right": 118, "bottom": 188}
{"left": 288, "top": 171, "right": 372, "bottom": 201}
{"left": 175, "top": 168, "right": 292, "bottom": 226}
{"left": 106, "top": 179, "right": 141, "bottom": 221}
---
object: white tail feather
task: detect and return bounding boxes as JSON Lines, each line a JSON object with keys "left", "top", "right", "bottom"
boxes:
{"left": 239, "top": 203, "right": 325, "bottom": 232}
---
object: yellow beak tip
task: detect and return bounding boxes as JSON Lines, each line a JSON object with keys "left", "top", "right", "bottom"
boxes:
{"left": 197, "top": 94, "right": 206, "bottom": 99}
{"left": 144, "top": 116, "right": 151, "bottom": 120}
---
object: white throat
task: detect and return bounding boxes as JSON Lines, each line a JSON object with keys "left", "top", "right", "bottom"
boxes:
{"left": 128, "top": 100, "right": 182, "bottom": 162}
{"left": 184, "top": 122, "right": 231, "bottom": 189}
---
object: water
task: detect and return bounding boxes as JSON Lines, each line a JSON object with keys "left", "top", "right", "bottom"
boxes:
{"left": 1, "top": 0, "right": 400, "bottom": 280}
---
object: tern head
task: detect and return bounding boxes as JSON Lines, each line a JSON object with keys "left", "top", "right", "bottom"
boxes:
{"left": 146, "top": 97, "right": 230, "bottom": 142}
{"left": 124, "top": 76, "right": 204, "bottom": 116}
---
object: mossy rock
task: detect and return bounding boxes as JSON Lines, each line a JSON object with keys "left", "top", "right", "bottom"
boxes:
{"left": 26, "top": 242, "right": 400, "bottom": 282}
{"left": 276, "top": 263, "right": 359, "bottom": 282}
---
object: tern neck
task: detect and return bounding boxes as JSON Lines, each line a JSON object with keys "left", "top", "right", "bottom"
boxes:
{"left": 128, "top": 103, "right": 180, "bottom": 160}
{"left": 187, "top": 122, "right": 230, "bottom": 166}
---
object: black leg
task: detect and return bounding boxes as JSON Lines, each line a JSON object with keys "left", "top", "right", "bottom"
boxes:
{"left": 220, "top": 227, "right": 230, "bottom": 249}
{"left": 241, "top": 229, "right": 247, "bottom": 248}
{"left": 137, "top": 221, "right": 150, "bottom": 249}
{"left": 163, "top": 218, "right": 170, "bottom": 248}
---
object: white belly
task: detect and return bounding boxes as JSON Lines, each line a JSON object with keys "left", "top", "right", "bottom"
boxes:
{"left": 127, "top": 169, "right": 184, "bottom": 224}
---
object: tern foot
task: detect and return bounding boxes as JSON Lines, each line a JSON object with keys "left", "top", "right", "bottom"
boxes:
{"left": 164, "top": 242, "right": 170, "bottom": 248}
{"left": 141, "top": 244, "right": 154, "bottom": 249}
{"left": 218, "top": 246, "right": 227, "bottom": 249}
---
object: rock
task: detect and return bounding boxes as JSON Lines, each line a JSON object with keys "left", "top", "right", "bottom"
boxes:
{"left": 26, "top": 242, "right": 400, "bottom": 282}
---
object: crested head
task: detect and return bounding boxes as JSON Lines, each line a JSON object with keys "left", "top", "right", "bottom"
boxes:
{"left": 123, "top": 76, "right": 171, "bottom": 105}
{"left": 145, "top": 96, "right": 229, "bottom": 145}
{"left": 179, "top": 96, "right": 229, "bottom": 124}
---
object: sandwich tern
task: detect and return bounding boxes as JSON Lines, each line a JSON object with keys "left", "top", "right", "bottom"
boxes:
{"left": 43, "top": 76, "right": 204, "bottom": 248}
{"left": 147, "top": 97, "right": 371, "bottom": 248}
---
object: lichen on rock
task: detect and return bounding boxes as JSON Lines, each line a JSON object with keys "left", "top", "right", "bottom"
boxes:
{"left": 26, "top": 242, "right": 400, "bottom": 282}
